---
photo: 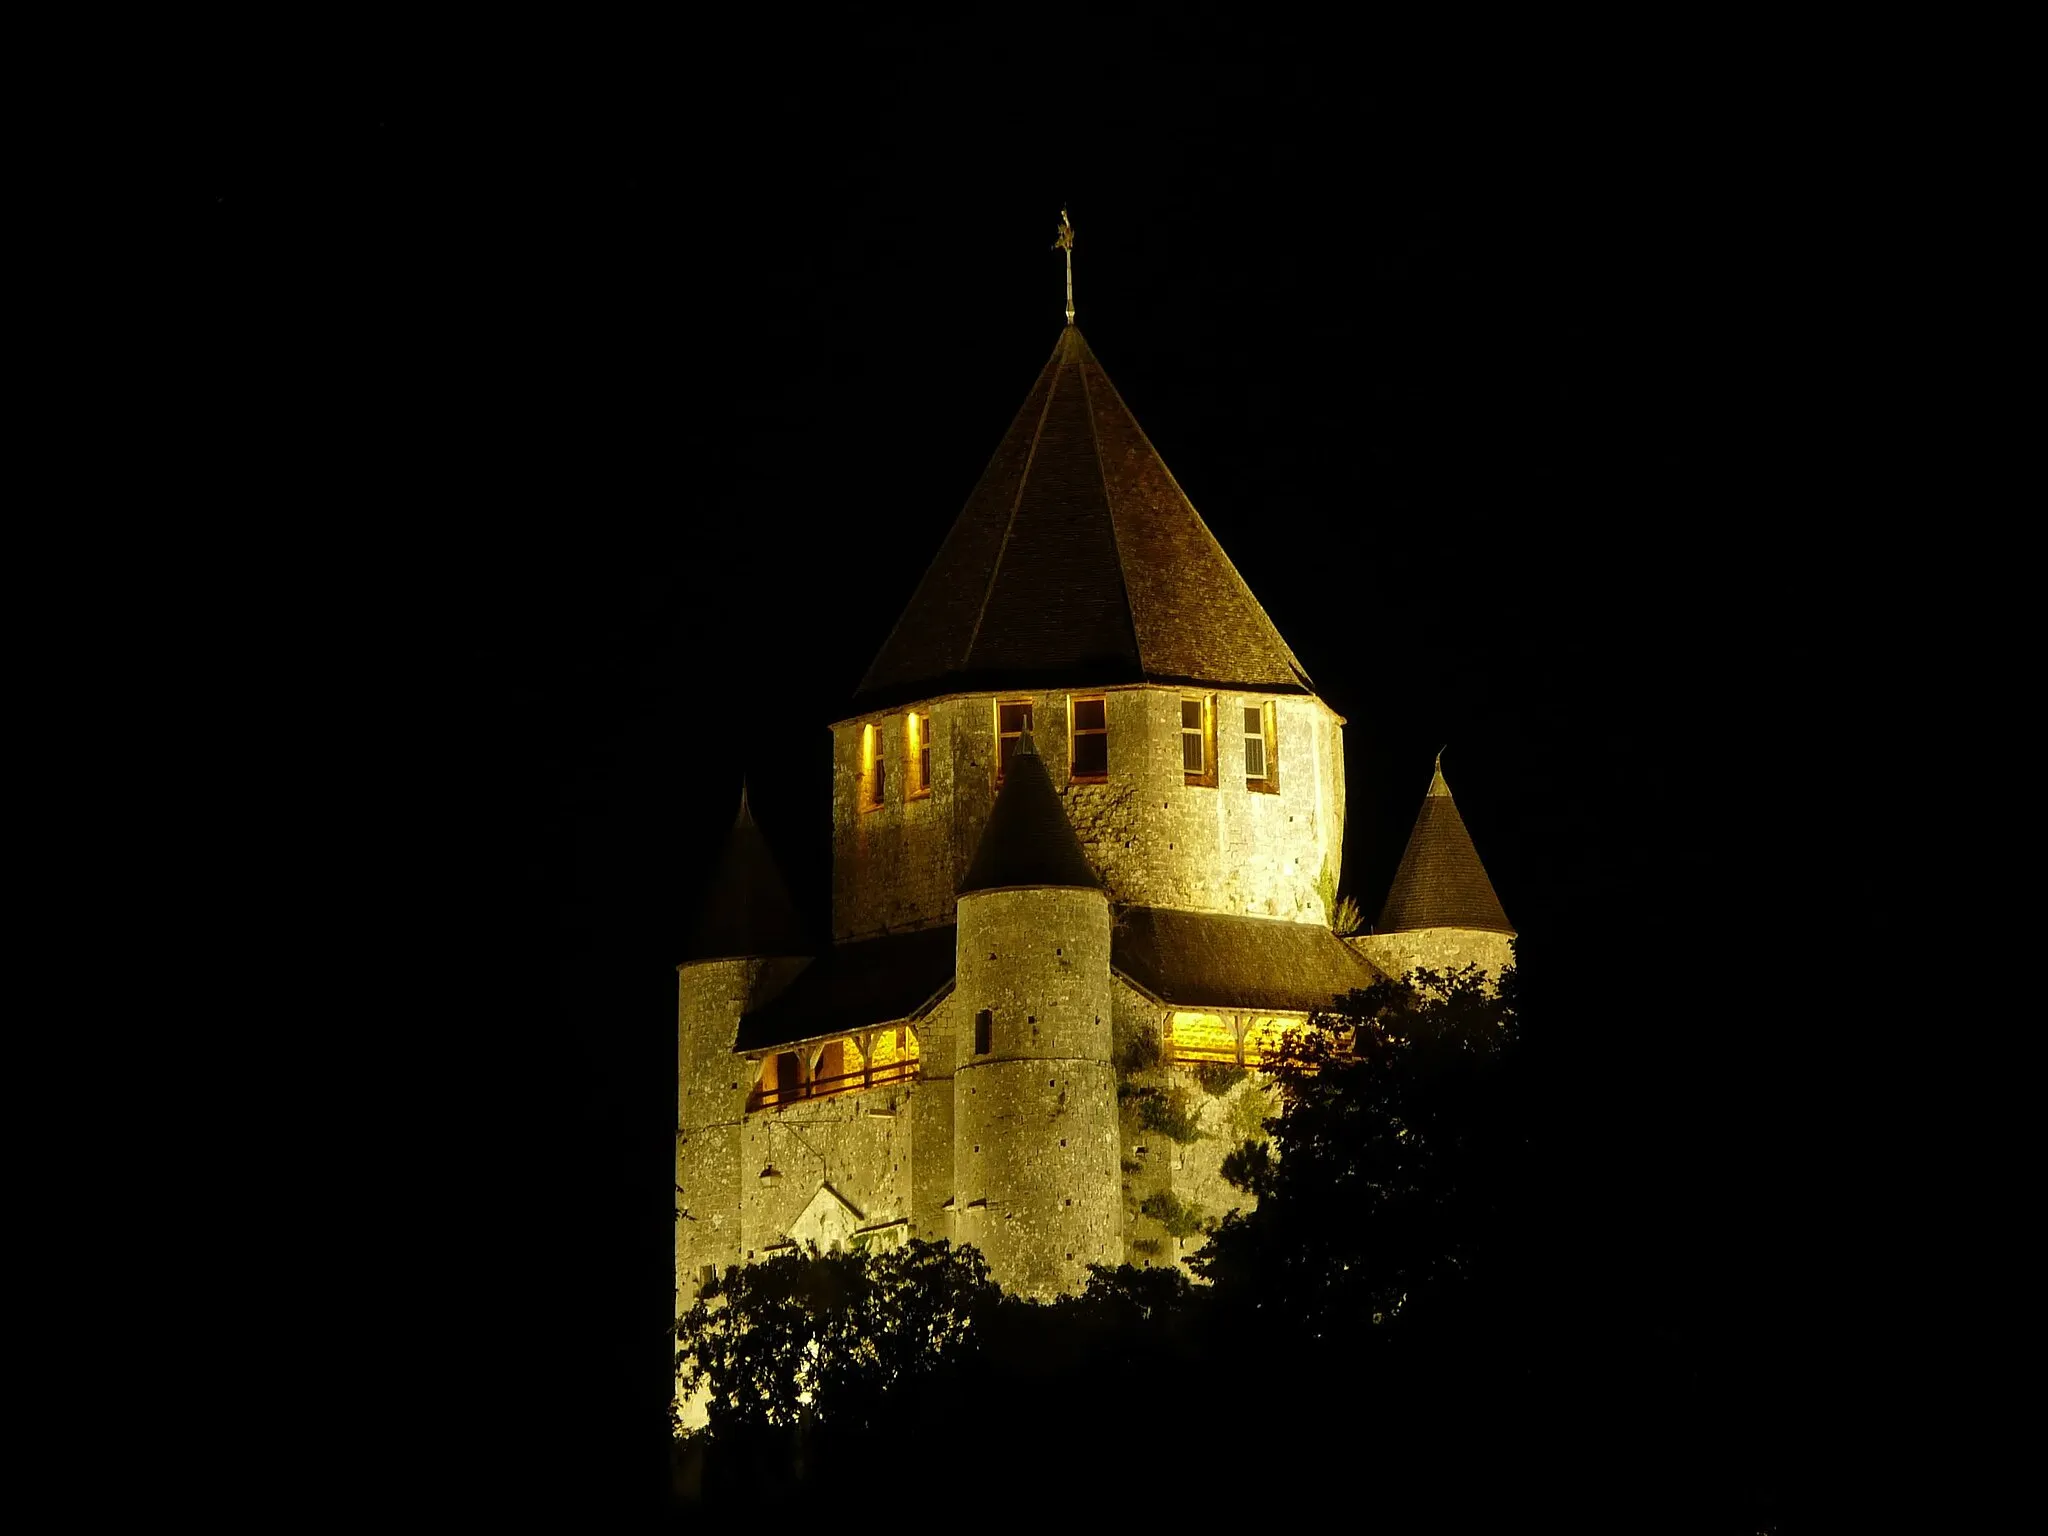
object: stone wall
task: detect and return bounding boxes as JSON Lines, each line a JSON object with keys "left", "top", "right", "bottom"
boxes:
{"left": 951, "top": 886, "right": 1120, "bottom": 1298}
{"left": 674, "top": 956, "right": 808, "bottom": 1314}
{"left": 734, "top": 1078, "right": 917, "bottom": 1263}
{"left": 909, "top": 994, "right": 960, "bottom": 1242}
{"left": 1148, "top": 1066, "right": 1275, "bottom": 1270}
{"left": 1110, "top": 981, "right": 1273, "bottom": 1275}
{"left": 681, "top": 987, "right": 957, "bottom": 1311}
{"left": 1353, "top": 928, "right": 1516, "bottom": 986}
{"left": 830, "top": 686, "right": 1347, "bottom": 940}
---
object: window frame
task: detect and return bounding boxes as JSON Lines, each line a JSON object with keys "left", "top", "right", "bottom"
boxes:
{"left": 1067, "top": 695, "right": 1109, "bottom": 783}
{"left": 1243, "top": 699, "right": 1279, "bottom": 793}
{"left": 994, "top": 699, "right": 1034, "bottom": 784}
{"left": 859, "top": 721, "right": 887, "bottom": 812}
{"left": 1181, "top": 694, "right": 1217, "bottom": 788}
{"left": 905, "top": 711, "right": 933, "bottom": 800}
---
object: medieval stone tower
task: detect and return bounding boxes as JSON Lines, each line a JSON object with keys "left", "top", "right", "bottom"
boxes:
{"left": 675, "top": 309, "right": 1515, "bottom": 1341}
{"left": 951, "top": 732, "right": 1121, "bottom": 1295}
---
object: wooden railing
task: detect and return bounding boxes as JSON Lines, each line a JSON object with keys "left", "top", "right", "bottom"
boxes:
{"left": 749, "top": 1057, "right": 918, "bottom": 1111}
{"left": 1167, "top": 1044, "right": 1248, "bottom": 1065}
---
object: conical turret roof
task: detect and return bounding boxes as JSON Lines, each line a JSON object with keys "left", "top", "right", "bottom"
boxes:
{"left": 958, "top": 733, "right": 1100, "bottom": 895}
{"left": 682, "top": 784, "right": 813, "bottom": 961}
{"left": 855, "top": 325, "right": 1313, "bottom": 713}
{"left": 1376, "top": 762, "right": 1514, "bottom": 934}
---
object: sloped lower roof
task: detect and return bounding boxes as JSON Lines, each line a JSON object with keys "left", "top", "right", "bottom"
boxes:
{"left": 958, "top": 733, "right": 1100, "bottom": 894}
{"left": 854, "top": 325, "right": 1312, "bottom": 714}
{"left": 682, "top": 787, "right": 812, "bottom": 962}
{"left": 735, "top": 925, "right": 957, "bottom": 1054}
{"left": 1112, "top": 906, "right": 1384, "bottom": 1015}
{"left": 1376, "top": 766, "right": 1514, "bottom": 935}
{"left": 731, "top": 905, "right": 1386, "bottom": 1055}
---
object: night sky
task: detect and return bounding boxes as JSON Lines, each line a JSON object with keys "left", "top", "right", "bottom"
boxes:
{"left": 190, "top": 31, "right": 1812, "bottom": 1513}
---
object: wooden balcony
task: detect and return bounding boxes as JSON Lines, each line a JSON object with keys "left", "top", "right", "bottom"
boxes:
{"left": 749, "top": 1056, "right": 918, "bottom": 1111}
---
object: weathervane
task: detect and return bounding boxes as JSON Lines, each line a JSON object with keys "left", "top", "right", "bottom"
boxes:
{"left": 1053, "top": 207, "right": 1075, "bottom": 324}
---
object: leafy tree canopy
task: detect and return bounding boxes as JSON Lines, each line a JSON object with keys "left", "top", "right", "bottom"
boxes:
{"left": 674, "top": 1238, "right": 998, "bottom": 1439}
{"left": 1194, "top": 960, "right": 1523, "bottom": 1340}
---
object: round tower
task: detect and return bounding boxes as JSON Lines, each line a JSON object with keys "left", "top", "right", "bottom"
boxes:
{"left": 675, "top": 786, "right": 811, "bottom": 1316}
{"left": 1357, "top": 755, "right": 1517, "bottom": 984}
{"left": 951, "top": 732, "right": 1120, "bottom": 1299}
{"left": 828, "top": 321, "right": 1347, "bottom": 944}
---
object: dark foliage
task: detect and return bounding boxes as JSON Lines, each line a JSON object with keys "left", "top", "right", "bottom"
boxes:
{"left": 1137, "top": 1189, "right": 1209, "bottom": 1240}
{"left": 1111, "top": 1020, "right": 1163, "bottom": 1077}
{"left": 675, "top": 953, "right": 1792, "bottom": 1529}
{"left": 674, "top": 1238, "right": 997, "bottom": 1438}
{"left": 675, "top": 1254, "right": 1208, "bottom": 1509}
{"left": 1130, "top": 1084, "right": 1205, "bottom": 1143}
{"left": 1190, "top": 1060, "right": 1249, "bottom": 1096}
{"left": 1194, "top": 962, "right": 1524, "bottom": 1335}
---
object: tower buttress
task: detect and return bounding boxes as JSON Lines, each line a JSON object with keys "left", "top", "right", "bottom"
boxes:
{"left": 950, "top": 734, "right": 1120, "bottom": 1297}
{"left": 675, "top": 787, "right": 811, "bottom": 1321}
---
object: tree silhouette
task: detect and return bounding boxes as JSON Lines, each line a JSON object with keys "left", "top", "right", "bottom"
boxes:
{"left": 674, "top": 1237, "right": 998, "bottom": 1441}
{"left": 1196, "top": 959, "right": 1524, "bottom": 1342}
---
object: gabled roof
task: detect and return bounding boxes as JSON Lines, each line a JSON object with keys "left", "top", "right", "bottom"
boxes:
{"left": 854, "top": 325, "right": 1313, "bottom": 714}
{"left": 1375, "top": 764, "right": 1514, "bottom": 935}
{"left": 735, "top": 925, "right": 956, "bottom": 1054}
{"left": 681, "top": 785, "right": 813, "bottom": 963}
{"left": 957, "top": 732, "right": 1101, "bottom": 895}
{"left": 1111, "top": 906, "right": 1384, "bottom": 1015}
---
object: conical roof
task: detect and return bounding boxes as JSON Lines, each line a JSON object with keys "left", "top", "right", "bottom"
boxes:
{"left": 855, "top": 325, "right": 1312, "bottom": 713}
{"left": 1376, "top": 763, "right": 1514, "bottom": 934}
{"left": 958, "top": 733, "right": 1100, "bottom": 895}
{"left": 682, "top": 784, "right": 813, "bottom": 961}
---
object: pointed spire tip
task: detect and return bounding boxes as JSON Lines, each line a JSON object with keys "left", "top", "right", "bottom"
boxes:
{"left": 1053, "top": 207, "right": 1075, "bottom": 325}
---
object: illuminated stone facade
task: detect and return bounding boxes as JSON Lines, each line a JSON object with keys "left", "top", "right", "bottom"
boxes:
{"left": 831, "top": 687, "right": 1346, "bottom": 941}
{"left": 674, "top": 956, "right": 807, "bottom": 1299}
{"left": 675, "top": 322, "right": 1516, "bottom": 1350}
{"left": 952, "top": 885, "right": 1120, "bottom": 1295}
{"left": 1355, "top": 927, "right": 1515, "bottom": 986}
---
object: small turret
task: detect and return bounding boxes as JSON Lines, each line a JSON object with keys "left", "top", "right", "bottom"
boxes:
{"left": 951, "top": 734, "right": 1120, "bottom": 1297}
{"left": 1358, "top": 755, "right": 1516, "bottom": 984}
{"left": 682, "top": 782, "right": 810, "bottom": 964}
{"left": 676, "top": 785, "right": 813, "bottom": 1349}
{"left": 957, "top": 732, "right": 1102, "bottom": 895}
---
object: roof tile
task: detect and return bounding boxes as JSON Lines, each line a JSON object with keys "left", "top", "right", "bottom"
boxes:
{"left": 1375, "top": 766, "right": 1514, "bottom": 934}
{"left": 855, "top": 326, "right": 1310, "bottom": 713}
{"left": 957, "top": 732, "right": 1100, "bottom": 894}
{"left": 1111, "top": 906, "right": 1384, "bottom": 1014}
{"left": 682, "top": 786, "right": 812, "bottom": 962}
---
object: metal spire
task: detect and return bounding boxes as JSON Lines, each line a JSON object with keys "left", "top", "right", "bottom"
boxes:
{"left": 1053, "top": 207, "right": 1075, "bottom": 324}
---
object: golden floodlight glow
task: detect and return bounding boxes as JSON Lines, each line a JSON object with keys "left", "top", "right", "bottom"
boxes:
{"left": 677, "top": 224, "right": 1520, "bottom": 1339}
{"left": 860, "top": 722, "right": 884, "bottom": 810}
{"left": 1167, "top": 1011, "right": 1309, "bottom": 1066}
{"left": 1167, "top": 1011, "right": 1237, "bottom": 1062}
{"left": 905, "top": 711, "right": 931, "bottom": 798}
